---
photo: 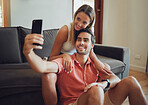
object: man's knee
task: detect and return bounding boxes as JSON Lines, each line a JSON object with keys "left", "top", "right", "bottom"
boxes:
{"left": 42, "top": 73, "right": 58, "bottom": 105}
{"left": 121, "top": 76, "right": 141, "bottom": 89}
{"left": 87, "top": 86, "right": 104, "bottom": 104}
{"left": 42, "top": 73, "right": 57, "bottom": 83}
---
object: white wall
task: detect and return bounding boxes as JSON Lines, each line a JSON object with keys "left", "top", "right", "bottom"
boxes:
{"left": 103, "top": 0, "right": 129, "bottom": 47}
{"left": 10, "top": 0, "right": 73, "bottom": 30}
{"left": 127, "top": 0, "right": 148, "bottom": 72}
{"left": 103, "top": 0, "right": 148, "bottom": 72}
{"left": 10, "top": 0, "right": 148, "bottom": 72}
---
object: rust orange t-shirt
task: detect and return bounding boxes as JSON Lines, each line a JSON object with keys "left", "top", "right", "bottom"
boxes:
{"left": 53, "top": 53, "right": 102, "bottom": 105}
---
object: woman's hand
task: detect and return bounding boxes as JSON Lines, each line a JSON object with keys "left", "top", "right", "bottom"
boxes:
{"left": 23, "top": 34, "right": 44, "bottom": 55}
{"left": 62, "top": 53, "right": 74, "bottom": 73}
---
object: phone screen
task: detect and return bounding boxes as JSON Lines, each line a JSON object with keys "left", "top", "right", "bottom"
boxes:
{"left": 31, "top": 19, "right": 43, "bottom": 34}
{"left": 31, "top": 19, "right": 43, "bottom": 46}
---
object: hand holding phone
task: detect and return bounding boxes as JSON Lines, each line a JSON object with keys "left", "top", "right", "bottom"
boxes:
{"left": 31, "top": 19, "right": 43, "bottom": 46}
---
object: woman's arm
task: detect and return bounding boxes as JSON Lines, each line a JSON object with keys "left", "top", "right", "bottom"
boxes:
{"left": 49, "top": 25, "right": 74, "bottom": 72}
{"left": 89, "top": 50, "right": 120, "bottom": 88}
{"left": 89, "top": 49, "right": 112, "bottom": 75}
{"left": 49, "top": 25, "right": 68, "bottom": 61}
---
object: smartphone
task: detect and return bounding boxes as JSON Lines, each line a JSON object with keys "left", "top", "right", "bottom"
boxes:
{"left": 31, "top": 19, "right": 43, "bottom": 45}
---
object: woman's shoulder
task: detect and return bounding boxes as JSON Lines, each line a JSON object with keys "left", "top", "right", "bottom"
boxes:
{"left": 60, "top": 23, "right": 72, "bottom": 31}
{"left": 59, "top": 25, "right": 69, "bottom": 34}
{"left": 61, "top": 25, "right": 68, "bottom": 29}
{"left": 55, "top": 25, "right": 69, "bottom": 42}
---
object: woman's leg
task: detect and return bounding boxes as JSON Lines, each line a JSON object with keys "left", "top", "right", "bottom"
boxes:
{"left": 108, "top": 76, "right": 148, "bottom": 105}
{"left": 42, "top": 73, "right": 57, "bottom": 105}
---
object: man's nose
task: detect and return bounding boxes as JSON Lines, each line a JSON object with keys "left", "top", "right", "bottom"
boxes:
{"left": 80, "top": 40, "right": 84, "bottom": 45}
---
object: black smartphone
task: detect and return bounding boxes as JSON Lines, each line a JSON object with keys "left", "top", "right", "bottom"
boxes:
{"left": 31, "top": 19, "right": 43, "bottom": 45}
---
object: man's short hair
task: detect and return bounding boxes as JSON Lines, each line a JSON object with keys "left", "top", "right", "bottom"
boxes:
{"left": 75, "top": 28, "right": 96, "bottom": 44}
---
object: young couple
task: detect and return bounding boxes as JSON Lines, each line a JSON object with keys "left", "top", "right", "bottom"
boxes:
{"left": 23, "top": 4, "right": 147, "bottom": 105}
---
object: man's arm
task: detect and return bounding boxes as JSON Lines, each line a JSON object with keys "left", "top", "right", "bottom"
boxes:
{"left": 84, "top": 71, "right": 120, "bottom": 92}
{"left": 100, "top": 71, "right": 121, "bottom": 89}
{"left": 25, "top": 51, "right": 58, "bottom": 73}
{"left": 23, "top": 34, "right": 59, "bottom": 73}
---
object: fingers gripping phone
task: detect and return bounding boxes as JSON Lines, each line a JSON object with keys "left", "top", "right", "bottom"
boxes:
{"left": 31, "top": 19, "right": 43, "bottom": 46}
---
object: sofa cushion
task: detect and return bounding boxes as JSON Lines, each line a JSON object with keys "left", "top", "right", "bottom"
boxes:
{"left": 97, "top": 55, "right": 125, "bottom": 75}
{"left": 34, "top": 29, "right": 59, "bottom": 59}
{"left": 18, "top": 26, "right": 31, "bottom": 62}
{"left": 0, "top": 27, "right": 22, "bottom": 64}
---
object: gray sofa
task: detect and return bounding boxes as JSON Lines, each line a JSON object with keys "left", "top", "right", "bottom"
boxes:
{"left": 0, "top": 26, "right": 130, "bottom": 105}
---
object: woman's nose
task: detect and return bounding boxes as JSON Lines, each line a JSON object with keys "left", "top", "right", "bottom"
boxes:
{"left": 78, "top": 22, "right": 82, "bottom": 27}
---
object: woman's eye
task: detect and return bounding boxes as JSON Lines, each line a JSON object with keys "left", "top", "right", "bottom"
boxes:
{"left": 83, "top": 22, "right": 87, "bottom": 25}
{"left": 77, "top": 17, "right": 81, "bottom": 21}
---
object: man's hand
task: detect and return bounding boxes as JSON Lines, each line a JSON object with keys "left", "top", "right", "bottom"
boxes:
{"left": 84, "top": 82, "right": 106, "bottom": 92}
{"left": 23, "top": 34, "right": 44, "bottom": 55}
{"left": 62, "top": 53, "right": 74, "bottom": 73}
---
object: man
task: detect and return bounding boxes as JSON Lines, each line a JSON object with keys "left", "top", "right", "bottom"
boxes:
{"left": 23, "top": 28, "right": 148, "bottom": 105}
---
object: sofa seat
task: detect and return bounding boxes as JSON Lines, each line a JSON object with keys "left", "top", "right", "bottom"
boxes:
{"left": 0, "top": 68, "right": 44, "bottom": 105}
{"left": 97, "top": 55, "right": 125, "bottom": 78}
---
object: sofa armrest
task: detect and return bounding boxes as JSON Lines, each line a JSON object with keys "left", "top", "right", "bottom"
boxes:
{"left": 94, "top": 44, "right": 130, "bottom": 78}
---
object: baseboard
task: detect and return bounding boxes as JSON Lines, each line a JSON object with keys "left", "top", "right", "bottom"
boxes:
{"left": 130, "top": 64, "right": 146, "bottom": 73}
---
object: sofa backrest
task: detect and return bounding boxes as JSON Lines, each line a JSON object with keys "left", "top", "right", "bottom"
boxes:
{"left": 18, "top": 26, "right": 32, "bottom": 62}
{"left": 18, "top": 27, "right": 59, "bottom": 62}
{"left": 0, "top": 27, "right": 22, "bottom": 64}
{"left": 34, "top": 29, "right": 59, "bottom": 60}
{"left": 0, "top": 26, "right": 59, "bottom": 64}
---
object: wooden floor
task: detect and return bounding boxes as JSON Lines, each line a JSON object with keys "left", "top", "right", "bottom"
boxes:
{"left": 122, "top": 70, "right": 148, "bottom": 105}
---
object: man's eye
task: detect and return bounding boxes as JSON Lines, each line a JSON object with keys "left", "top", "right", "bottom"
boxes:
{"left": 77, "top": 39, "right": 81, "bottom": 41}
{"left": 84, "top": 39, "right": 88, "bottom": 42}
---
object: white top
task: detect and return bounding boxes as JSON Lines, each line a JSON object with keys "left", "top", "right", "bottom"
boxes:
{"left": 61, "top": 24, "right": 76, "bottom": 55}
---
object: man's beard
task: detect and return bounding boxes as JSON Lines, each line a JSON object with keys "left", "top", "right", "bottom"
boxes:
{"left": 76, "top": 49, "right": 89, "bottom": 55}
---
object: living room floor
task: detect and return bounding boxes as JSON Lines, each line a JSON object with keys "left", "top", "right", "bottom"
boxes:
{"left": 122, "top": 70, "right": 148, "bottom": 105}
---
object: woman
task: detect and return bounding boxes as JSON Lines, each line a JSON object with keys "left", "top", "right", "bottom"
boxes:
{"left": 49, "top": 4, "right": 95, "bottom": 70}
{"left": 42, "top": 4, "right": 111, "bottom": 105}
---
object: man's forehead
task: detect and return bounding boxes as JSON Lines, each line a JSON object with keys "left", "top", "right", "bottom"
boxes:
{"left": 78, "top": 32, "right": 91, "bottom": 38}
